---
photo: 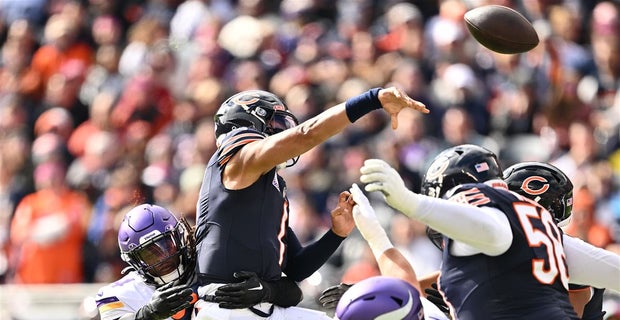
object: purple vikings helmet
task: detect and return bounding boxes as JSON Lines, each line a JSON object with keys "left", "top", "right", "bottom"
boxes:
{"left": 335, "top": 276, "right": 424, "bottom": 320}
{"left": 118, "top": 204, "right": 195, "bottom": 285}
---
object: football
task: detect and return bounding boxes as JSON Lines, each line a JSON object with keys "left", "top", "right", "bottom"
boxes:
{"left": 464, "top": 5, "right": 539, "bottom": 54}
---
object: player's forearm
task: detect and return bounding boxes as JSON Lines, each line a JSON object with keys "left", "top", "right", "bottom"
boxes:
{"left": 243, "top": 89, "right": 383, "bottom": 171}
{"left": 414, "top": 197, "right": 513, "bottom": 256}
{"left": 377, "top": 248, "right": 421, "bottom": 292}
{"left": 563, "top": 234, "right": 620, "bottom": 292}
{"left": 283, "top": 229, "right": 345, "bottom": 281}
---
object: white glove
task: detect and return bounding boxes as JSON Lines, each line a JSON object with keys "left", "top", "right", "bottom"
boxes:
{"left": 359, "top": 159, "right": 420, "bottom": 218}
{"left": 349, "top": 184, "right": 393, "bottom": 259}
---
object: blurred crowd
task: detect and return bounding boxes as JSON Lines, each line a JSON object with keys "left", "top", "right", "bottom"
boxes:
{"left": 0, "top": 0, "right": 619, "bottom": 314}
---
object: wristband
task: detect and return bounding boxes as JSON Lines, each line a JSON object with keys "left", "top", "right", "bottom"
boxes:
{"left": 368, "top": 232, "right": 395, "bottom": 260}
{"left": 345, "top": 87, "right": 382, "bottom": 122}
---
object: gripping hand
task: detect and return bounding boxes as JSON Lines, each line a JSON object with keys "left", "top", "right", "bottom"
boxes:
{"left": 424, "top": 282, "right": 450, "bottom": 316}
{"left": 318, "top": 283, "right": 352, "bottom": 309}
{"left": 214, "top": 271, "right": 273, "bottom": 309}
{"left": 349, "top": 183, "right": 383, "bottom": 240}
{"left": 135, "top": 282, "right": 193, "bottom": 320}
{"left": 359, "top": 159, "right": 419, "bottom": 217}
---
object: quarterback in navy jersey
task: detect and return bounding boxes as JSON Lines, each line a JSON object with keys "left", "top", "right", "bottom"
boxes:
{"left": 359, "top": 145, "right": 620, "bottom": 320}
{"left": 194, "top": 88, "right": 428, "bottom": 318}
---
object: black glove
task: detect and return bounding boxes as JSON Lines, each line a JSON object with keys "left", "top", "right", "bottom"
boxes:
{"left": 424, "top": 282, "right": 450, "bottom": 316}
{"left": 135, "top": 282, "right": 194, "bottom": 320}
{"left": 214, "top": 271, "right": 274, "bottom": 309}
{"left": 318, "top": 283, "right": 353, "bottom": 309}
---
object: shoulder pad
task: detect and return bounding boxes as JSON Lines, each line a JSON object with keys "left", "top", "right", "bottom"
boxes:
{"left": 217, "top": 127, "right": 266, "bottom": 166}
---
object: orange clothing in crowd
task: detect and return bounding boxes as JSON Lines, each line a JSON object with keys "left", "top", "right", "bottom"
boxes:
{"left": 9, "top": 188, "right": 91, "bottom": 284}
{"left": 31, "top": 42, "right": 93, "bottom": 86}
{"left": 563, "top": 188, "right": 613, "bottom": 249}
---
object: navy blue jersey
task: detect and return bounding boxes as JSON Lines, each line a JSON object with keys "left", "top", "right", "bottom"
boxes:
{"left": 195, "top": 128, "right": 290, "bottom": 283}
{"left": 569, "top": 284, "right": 606, "bottom": 320}
{"left": 439, "top": 183, "right": 578, "bottom": 320}
{"left": 582, "top": 288, "right": 605, "bottom": 320}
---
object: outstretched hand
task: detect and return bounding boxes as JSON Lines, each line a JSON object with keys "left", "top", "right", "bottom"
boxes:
{"left": 359, "top": 159, "right": 420, "bottom": 217}
{"left": 330, "top": 191, "right": 355, "bottom": 237}
{"left": 135, "top": 281, "right": 193, "bottom": 320}
{"left": 349, "top": 184, "right": 386, "bottom": 244}
{"left": 424, "top": 282, "right": 450, "bottom": 317}
{"left": 378, "top": 87, "right": 428, "bottom": 129}
{"left": 318, "top": 283, "right": 353, "bottom": 309}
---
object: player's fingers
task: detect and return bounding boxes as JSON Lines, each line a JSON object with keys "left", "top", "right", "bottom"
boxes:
{"left": 409, "top": 99, "right": 429, "bottom": 113}
{"left": 391, "top": 114, "right": 398, "bottom": 130}
{"left": 361, "top": 159, "right": 390, "bottom": 173}
{"left": 168, "top": 288, "right": 194, "bottom": 301}
{"left": 339, "top": 191, "right": 350, "bottom": 203}
{"left": 171, "top": 301, "right": 192, "bottom": 313}
{"left": 215, "top": 283, "right": 245, "bottom": 292}
{"left": 319, "top": 295, "right": 340, "bottom": 307}
{"left": 364, "top": 182, "right": 390, "bottom": 196}
{"left": 359, "top": 172, "right": 387, "bottom": 185}
{"left": 233, "top": 271, "right": 255, "bottom": 280}
{"left": 349, "top": 184, "right": 366, "bottom": 202}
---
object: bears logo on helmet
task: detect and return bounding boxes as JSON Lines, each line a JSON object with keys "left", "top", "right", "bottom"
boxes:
{"left": 503, "top": 162, "right": 573, "bottom": 227}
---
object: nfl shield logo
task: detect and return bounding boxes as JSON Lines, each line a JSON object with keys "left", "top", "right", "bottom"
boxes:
{"left": 272, "top": 172, "right": 280, "bottom": 192}
{"left": 475, "top": 162, "right": 489, "bottom": 172}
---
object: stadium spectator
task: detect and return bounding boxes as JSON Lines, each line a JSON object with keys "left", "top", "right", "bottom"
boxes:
{"left": 8, "top": 161, "right": 90, "bottom": 284}
{"left": 564, "top": 187, "right": 614, "bottom": 249}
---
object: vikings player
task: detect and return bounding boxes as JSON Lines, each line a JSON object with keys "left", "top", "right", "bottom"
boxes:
{"left": 320, "top": 183, "right": 449, "bottom": 320}
{"left": 95, "top": 204, "right": 197, "bottom": 320}
{"left": 194, "top": 88, "right": 427, "bottom": 319}
{"left": 96, "top": 204, "right": 305, "bottom": 320}
{"left": 359, "top": 144, "right": 619, "bottom": 319}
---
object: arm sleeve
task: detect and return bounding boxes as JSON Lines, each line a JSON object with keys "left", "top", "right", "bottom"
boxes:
{"left": 414, "top": 196, "right": 513, "bottom": 256}
{"left": 282, "top": 227, "right": 345, "bottom": 282}
{"left": 266, "top": 277, "right": 303, "bottom": 307}
{"left": 563, "top": 234, "right": 620, "bottom": 293}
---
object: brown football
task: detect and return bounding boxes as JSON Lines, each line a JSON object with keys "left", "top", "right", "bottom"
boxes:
{"left": 464, "top": 5, "right": 539, "bottom": 54}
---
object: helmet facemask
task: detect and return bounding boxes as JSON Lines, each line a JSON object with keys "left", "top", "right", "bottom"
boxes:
{"left": 118, "top": 204, "right": 196, "bottom": 286}
{"left": 121, "top": 223, "right": 188, "bottom": 285}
